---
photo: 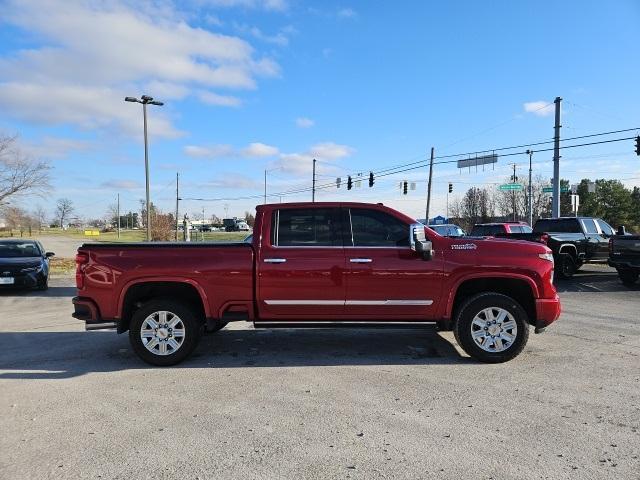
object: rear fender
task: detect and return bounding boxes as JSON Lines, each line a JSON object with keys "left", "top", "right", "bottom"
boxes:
{"left": 116, "top": 276, "right": 211, "bottom": 319}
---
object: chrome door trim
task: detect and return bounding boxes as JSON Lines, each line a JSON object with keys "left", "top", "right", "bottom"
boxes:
{"left": 264, "top": 299, "right": 433, "bottom": 306}
{"left": 349, "top": 258, "right": 373, "bottom": 263}
{"left": 264, "top": 300, "right": 344, "bottom": 305}
{"left": 264, "top": 258, "right": 287, "bottom": 263}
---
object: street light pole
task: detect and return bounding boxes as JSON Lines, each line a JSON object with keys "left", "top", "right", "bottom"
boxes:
{"left": 526, "top": 149, "right": 533, "bottom": 227}
{"left": 125, "top": 95, "right": 164, "bottom": 242}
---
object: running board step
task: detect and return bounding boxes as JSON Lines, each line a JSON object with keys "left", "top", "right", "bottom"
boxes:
{"left": 253, "top": 321, "right": 437, "bottom": 329}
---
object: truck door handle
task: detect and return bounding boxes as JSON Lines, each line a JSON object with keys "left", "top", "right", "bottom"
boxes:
{"left": 350, "top": 258, "right": 373, "bottom": 263}
{"left": 264, "top": 258, "right": 287, "bottom": 263}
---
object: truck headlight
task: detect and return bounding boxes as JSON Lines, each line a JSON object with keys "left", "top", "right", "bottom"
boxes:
{"left": 538, "top": 253, "right": 554, "bottom": 263}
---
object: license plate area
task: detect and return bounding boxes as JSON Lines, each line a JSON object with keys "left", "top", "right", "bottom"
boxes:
{"left": 0, "top": 277, "right": 15, "bottom": 284}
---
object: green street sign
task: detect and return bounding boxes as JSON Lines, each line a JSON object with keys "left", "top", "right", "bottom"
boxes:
{"left": 499, "top": 183, "right": 523, "bottom": 191}
{"left": 543, "top": 186, "right": 570, "bottom": 193}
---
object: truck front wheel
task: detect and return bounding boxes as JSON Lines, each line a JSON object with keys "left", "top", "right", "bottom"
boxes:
{"left": 129, "top": 299, "right": 203, "bottom": 366}
{"left": 454, "top": 293, "right": 530, "bottom": 363}
{"left": 555, "top": 253, "right": 576, "bottom": 279}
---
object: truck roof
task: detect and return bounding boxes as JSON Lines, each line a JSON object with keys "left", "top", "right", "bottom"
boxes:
{"left": 257, "top": 201, "right": 386, "bottom": 210}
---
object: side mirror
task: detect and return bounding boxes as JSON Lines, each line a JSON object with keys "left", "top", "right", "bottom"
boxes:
{"left": 409, "top": 223, "right": 434, "bottom": 261}
{"left": 617, "top": 225, "right": 626, "bottom": 236}
{"left": 45, "top": 252, "right": 55, "bottom": 258}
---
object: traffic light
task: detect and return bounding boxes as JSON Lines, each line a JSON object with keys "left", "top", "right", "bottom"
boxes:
{"left": 635, "top": 136, "right": 640, "bottom": 156}
{"left": 402, "top": 181, "right": 408, "bottom": 195}
{"left": 448, "top": 183, "right": 453, "bottom": 193}
{"left": 368, "top": 171, "right": 374, "bottom": 187}
{"left": 347, "top": 176, "right": 353, "bottom": 190}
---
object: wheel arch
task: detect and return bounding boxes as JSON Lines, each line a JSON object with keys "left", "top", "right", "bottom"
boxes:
{"left": 446, "top": 275, "right": 538, "bottom": 327}
{"left": 117, "top": 278, "right": 210, "bottom": 333}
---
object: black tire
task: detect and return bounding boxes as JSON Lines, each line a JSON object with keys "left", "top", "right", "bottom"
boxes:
{"left": 129, "top": 299, "right": 203, "bottom": 366}
{"left": 617, "top": 269, "right": 639, "bottom": 286}
{"left": 454, "top": 293, "right": 530, "bottom": 363}
{"left": 555, "top": 253, "right": 576, "bottom": 279}
{"left": 36, "top": 276, "right": 49, "bottom": 291}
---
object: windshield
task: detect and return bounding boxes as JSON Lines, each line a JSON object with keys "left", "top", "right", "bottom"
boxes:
{"left": 0, "top": 242, "right": 41, "bottom": 258}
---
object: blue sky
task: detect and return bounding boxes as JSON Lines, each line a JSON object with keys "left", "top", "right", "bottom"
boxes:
{"left": 1, "top": 0, "right": 639, "bottom": 221}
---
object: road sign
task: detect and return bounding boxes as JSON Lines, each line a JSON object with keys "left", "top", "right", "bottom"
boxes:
{"left": 457, "top": 153, "right": 498, "bottom": 169}
{"left": 543, "top": 186, "right": 570, "bottom": 193}
{"left": 499, "top": 183, "right": 523, "bottom": 191}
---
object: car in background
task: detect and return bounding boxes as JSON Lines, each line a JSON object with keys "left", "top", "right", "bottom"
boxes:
{"left": 470, "top": 222, "right": 533, "bottom": 236}
{"left": 428, "top": 224, "right": 466, "bottom": 237}
{"left": 608, "top": 227, "right": 640, "bottom": 285}
{"left": 0, "top": 239, "right": 54, "bottom": 290}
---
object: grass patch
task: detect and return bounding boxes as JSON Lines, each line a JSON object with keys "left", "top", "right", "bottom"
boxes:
{"left": 2, "top": 228, "right": 249, "bottom": 243}
{"left": 50, "top": 257, "right": 76, "bottom": 275}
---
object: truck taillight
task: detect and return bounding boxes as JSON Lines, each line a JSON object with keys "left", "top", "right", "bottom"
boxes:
{"left": 608, "top": 238, "right": 613, "bottom": 254}
{"left": 75, "top": 252, "right": 89, "bottom": 289}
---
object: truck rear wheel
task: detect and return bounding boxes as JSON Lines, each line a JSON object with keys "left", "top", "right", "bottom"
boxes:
{"left": 129, "top": 299, "right": 202, "bottom": 366}
{"left": 454, "top": 293, "right": 530, "bottom": 363}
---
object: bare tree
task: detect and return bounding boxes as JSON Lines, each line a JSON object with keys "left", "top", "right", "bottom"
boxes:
{"left": 33, "top": 205, "right": 48, "bottom": 231}
{"left": 0, "top": 134, "right": 51, "bottom": 203}
{"left": 55, "top": 198, "right": 74, "bottom": 228}
{"left": 244, "top": 211, "right": 255, "bottom": 227}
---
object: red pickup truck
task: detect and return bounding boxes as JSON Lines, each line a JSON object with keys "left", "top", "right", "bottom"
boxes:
{"left": 72, "top": 202, "right": 560, "bottom": 366}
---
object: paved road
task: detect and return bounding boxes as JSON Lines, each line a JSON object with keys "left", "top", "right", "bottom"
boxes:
{"left": 1, "top": 266, "right": 638, "bottom": 479}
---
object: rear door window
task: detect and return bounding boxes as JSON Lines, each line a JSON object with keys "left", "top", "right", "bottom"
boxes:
{"left": 534, "top": 219, "right": 580, "bottom": 233}
{"left": 349, "top": 208, "right": 409, "bottom": 247}
{"left": 509, "top": 226, "right": 523, "bottom": 233}
{"left": 272, "top": 208, "right": 342, "bottom": 247}
{"left": 582, "top": 218, "right": 599, "bottom": 234}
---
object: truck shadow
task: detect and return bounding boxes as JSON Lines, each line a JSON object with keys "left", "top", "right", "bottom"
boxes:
{"left": 0, "top": 286, "right": 77, "bottom": 298}
{"left": 0, "top": 328, "right": 468, "bottom": 380}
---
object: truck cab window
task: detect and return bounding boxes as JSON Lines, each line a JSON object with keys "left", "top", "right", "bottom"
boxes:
{"left": 596, "top": 219, "right": 614, "bottom": 236}
{"left": 582, "top": 218, "right": 598, "bottom": 234}
{"left": 272, "top": 208, "right": 342, "bottom": 246}
{"left": 349, "top": 209, "right": 409, "bottom": 247}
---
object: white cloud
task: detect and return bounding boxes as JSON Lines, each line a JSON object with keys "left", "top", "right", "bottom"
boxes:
{"left": 203, "top": 173, "right": 262, "bottom": 189}
{"left": 295, "top": 117, "right": 315, "bottom": 128}
{"left": 0, "top": 83, "right": 183, "bottom": 138}
{"left": 242, "top": 142, "right": 279, "bottom": 157}
{"left": 202, "top": 0, "right": 288, "bottom": 11}
{"left": 235, "top": 23, "right": 291, "bottom": 46}
{"left": 184, "top": 142, "right": 278, "bottom": 158}
{"left": 523, "top": 101, "right": 554, "bottom": 117}
{"left": 184, "top": 144, "right": 234, "bottom": 158}
{"left": 0, "top": 0, "right": 280, "bottom": 136}
{"left": 19, "top": 136, "right": 92, "bottom": 160}
{"left": 198, "top": 91, "right": 243, "bottom": 107}
{"left": 337, "top": 7, "right": 357, "bottom": 18}
{"left": 275, "top": 142, "right": 355, "bottom": 174}
{"left": 101, "top": 180, "right": 143, "bottom": 190}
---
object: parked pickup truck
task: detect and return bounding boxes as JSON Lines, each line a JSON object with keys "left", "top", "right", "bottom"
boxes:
{"left": 492, "top": 217, "right": 615, "bottom": 279}
{"left": 609, "top": 233, "right": 640, "bottom": 285}
{"left": 470, "top": 222, "right": 532, "bottom": 236}
{"left": 72, "top": 202, "right": 561, "bottom": 366}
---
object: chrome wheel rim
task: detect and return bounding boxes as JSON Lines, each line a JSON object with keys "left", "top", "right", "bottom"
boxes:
{"left": 470, "top": 307, "right": 517, "bottom": 353}
{"left": 140, "top": 311, "right": 185, "bottom": 356}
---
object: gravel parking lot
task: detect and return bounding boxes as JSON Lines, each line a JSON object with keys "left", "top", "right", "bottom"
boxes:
{"left": 1, "top": 266, "right": 638, "bottom": 479}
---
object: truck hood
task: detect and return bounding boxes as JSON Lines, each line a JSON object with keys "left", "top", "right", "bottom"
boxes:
{"left": 454, "top": 236, "right": 550, "bottom": 254}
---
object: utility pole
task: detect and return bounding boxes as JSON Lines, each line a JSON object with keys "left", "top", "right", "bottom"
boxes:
{"left": 201, "top": 206, "right": 205, "bottom": 242}
{"left": 312, "top": 158, "right": 317, "bottom": 202}
{"left": 526, "top": 150, "right": 533, "bottom": 226}
{"left": 117, "top": 193, "right": 120, "bottom": 239}
{"left": 511, "top": 163, "right": 518, "bottom": 222}
{"left": 264, "top": 169, "right": 267, "bottom": 205}
{"left": 175, "top": 172, "right": 179, "bottom": 242}
{"left": 551, "top": 96, "right": 562, "bottom": 218}
{"left": 425, "top": 147, "right": 435, "bottom": 222}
